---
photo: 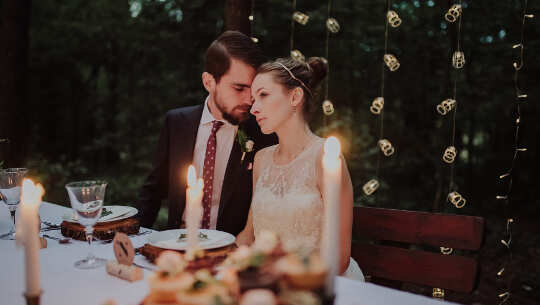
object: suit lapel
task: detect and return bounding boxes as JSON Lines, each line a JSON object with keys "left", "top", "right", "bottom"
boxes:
{"left": 185, "top": 105, "right": 204, "bottom": 159}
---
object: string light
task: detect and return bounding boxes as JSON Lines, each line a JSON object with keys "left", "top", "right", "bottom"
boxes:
{"left": 383, "top": 54, "right": 400, "bottom": 71}
{"left": 321, "top": 0, "right": 335, "bottom": 122}
{"left": 364, "top": 0, "right": 400, "bottom": 197}
{"left": 432, "top": 288, "right": 445, "bottom": 299}
{"left": 386, "top": 10, "right": 402, "bottom": 28}
{"left": 293, "top": 11, "right": 309, "bottom": 25}
{"left": 435, "top": 2, "right": 465, "bottom": 296}
{"left": 496, "top": 1, "right": 532, "bottom": 303}
{"left": 290, "top": 49, "right": 306, "bottom": 62}
{"left": 440, "top": 0, "right": 467, "bottom": 209}
{"left": 444, "top": 4, "right": 462, "bottom": 23}
{"left": 249, "top": 0, "right": 257, "bottom": 43}
{"left": 288, "top": 0, "right": 309, "bottom": 60}
{"left": 370, "top": 97, "right": 384, "bottom": 115}
{"left": 362, "top": 179, "right": 380, "bottom": 196}
{"left": 436, "top": 98, "right": 456, "bottom": 116}
{"left": 322, "top": 100, "right": 334, "bottom": 116}
{"left": 452, "top": 51, "right": 466, "bottom": 69}
{"left": 440, "top": 247, "right": 453, "bottom": 255}
{"left": 323, "top": 1, "right": 333, "bottom": 112}
{"left": 442, "top": 146, "right": 457, "bottom": 164}
{"left": 326, "top": 18, "right": 340, "bottom": 33}
{"left": 378, "top": 139, "right": 395, "bottom": 157}
{"left": 448, "top": 191, "right": 466, "bottom": 208}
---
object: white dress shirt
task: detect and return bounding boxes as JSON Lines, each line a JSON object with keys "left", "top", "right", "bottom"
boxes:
{"left": 182, "top": 97, "right": 238, "bottom": 229}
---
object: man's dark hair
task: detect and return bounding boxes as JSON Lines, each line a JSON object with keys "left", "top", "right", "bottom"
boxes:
{"left": 204, "top": 31, "right": 266, "bottom": 83}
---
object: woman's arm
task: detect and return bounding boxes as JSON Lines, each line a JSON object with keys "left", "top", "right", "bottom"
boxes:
{"left": 235, "top": 150, "right": 263, "bottom": 246}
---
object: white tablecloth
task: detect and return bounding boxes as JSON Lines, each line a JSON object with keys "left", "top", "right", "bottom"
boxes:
{"left": 0, "top": 202, "right": 457, "bottom": 305}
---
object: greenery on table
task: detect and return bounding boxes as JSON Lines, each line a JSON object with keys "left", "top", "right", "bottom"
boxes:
{"left": 100, "top": 207, "right": 113, "bottom": 218}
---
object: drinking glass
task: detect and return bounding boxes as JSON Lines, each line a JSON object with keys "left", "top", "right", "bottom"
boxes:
{"left": 65, "top": 180, "right": 107, "bottom": 269}
{"left": 0, "top": 168, "right": 28, "bottom": 240}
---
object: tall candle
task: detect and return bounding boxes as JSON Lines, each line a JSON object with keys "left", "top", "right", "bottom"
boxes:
{"left": 321, "top": 136, "right": 342, "bottom": 296}
{"left": 185, "top": 165, "right": 204, "bottom": 259}
{"left": 18, "top": 179, "right": 45, "bottom": 296}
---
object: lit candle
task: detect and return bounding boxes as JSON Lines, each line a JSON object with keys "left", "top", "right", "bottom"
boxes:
{"left": 17, "top": 179, "right": 45, "bottom": 296}
{"left": 185, "top": 165, "right": 204, "bottom": 259}
{"left": 321, "top": 136, "right": 341, "bottom": 296}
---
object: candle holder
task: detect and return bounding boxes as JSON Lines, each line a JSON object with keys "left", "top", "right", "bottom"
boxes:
{"left": 24, "top": 290, "right": 42, "bottom": 305}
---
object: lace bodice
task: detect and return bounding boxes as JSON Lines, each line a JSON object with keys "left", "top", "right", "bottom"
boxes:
{"left": 252, "top": 137, "right": 325, "bottom": 257}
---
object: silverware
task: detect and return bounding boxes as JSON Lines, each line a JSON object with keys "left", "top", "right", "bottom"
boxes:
{"left": 133, "top": 262, "right": 155, "bottom": 271}
{"left": 42, "top": 221, "right": 60, "bottom": 228}
{"left": 98, "top": 230, "right": 152, "bottom": 244}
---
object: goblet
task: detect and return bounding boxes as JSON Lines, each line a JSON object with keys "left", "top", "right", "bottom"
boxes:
{"left": 0, "top": 168, "right": 28, "bottom": 240}
{"left": 65, "top": 180, "right": 107, "bottom": 269}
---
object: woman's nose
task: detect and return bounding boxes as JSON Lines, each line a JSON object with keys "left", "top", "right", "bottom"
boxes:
{"left": 250, "top": 100, "right": 260, "bottom": 115}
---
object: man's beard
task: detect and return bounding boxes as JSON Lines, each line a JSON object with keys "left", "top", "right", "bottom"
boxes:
{"left": 214, "top": 91, "right": 251, "bottom": 126}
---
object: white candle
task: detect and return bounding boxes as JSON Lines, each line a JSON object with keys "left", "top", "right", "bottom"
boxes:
{"left": 321, "top": 136, "right": 342, "bottom": 296}
{"left": 17, "top": 179, "right": 44, "bottom": 296}
{"left": 185, "top": 165, "right": 204, "bottom": 258}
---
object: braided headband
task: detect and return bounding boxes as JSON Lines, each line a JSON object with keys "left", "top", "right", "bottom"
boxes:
{"left": 277, "top": 62, "right": 313, "bottom": 97}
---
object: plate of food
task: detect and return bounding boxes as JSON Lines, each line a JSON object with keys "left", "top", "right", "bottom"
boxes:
{"left": 147, "top": 229, "right": 235, "bottom": 251}
{"left": 62, "top": 205, "right": 138, "bottom": 223}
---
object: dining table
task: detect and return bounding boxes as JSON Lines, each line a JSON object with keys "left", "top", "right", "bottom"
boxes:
{"left": 0, "top": 201, "right": 458, "bottom": 305}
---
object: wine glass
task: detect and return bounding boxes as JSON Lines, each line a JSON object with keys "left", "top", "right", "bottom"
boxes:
{"left": 0, "top": 168, "right": 28, "bottom": 240}
{"left": 65, "top": 180, "right": 107, "bottom": 269}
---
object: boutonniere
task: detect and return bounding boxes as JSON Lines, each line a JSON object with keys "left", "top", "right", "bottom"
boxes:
{"left": 236, "top": 129, "right": 254, "bottom": 163}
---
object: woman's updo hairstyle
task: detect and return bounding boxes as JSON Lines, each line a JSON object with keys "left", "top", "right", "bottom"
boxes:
{"left": 256, "top": 56, "right": 328, "bottom": 118}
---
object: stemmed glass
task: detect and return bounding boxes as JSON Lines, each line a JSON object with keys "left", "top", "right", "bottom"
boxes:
{"left": 0, "top": 168, "right": 28, "bottom": 240}
{"left": 65, "top": 180, "right": 107, "bottom": 269}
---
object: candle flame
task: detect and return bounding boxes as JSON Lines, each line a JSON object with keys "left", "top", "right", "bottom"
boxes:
{"left": 21, "top": 179, "right": 44, "bottom": 206}
{"left": 324, "top": 136, "right": 341, "bottom": 159}
{"left": 187, "top": 165, "right": 197, "bottom": 187}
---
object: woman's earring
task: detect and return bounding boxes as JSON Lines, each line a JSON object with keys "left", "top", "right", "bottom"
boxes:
{"left": 292, "top": 105, "right": 297, "bottom": 114}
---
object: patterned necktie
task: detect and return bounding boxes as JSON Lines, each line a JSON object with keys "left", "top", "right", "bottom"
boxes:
{"left": 201, "top": 120, "right": 224, "bottom": 229}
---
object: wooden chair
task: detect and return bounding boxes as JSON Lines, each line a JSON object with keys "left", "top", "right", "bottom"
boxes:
{"left": 352, "top": 206, "right": 484, "bottom": 294}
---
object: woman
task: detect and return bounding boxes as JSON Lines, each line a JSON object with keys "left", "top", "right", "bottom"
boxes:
{"left": 236, "top": 57, "right": 363, "bottom": 280}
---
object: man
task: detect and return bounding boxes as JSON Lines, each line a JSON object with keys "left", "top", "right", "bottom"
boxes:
{"left": 136, "top": 31, "right": 275, "bottom": 235}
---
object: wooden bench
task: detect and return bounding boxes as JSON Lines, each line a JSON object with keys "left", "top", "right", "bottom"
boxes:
{"left": 352, "top": 206, "right": 485, "bottom": 293}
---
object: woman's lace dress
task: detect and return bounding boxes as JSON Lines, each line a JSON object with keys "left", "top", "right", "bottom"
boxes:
{"left": 251, "top": 137, "right": 364, "bottom": 281}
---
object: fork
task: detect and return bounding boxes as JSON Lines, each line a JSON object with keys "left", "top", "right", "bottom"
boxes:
{"left": 99, "top": 230, "right": 152, "bottom": 244}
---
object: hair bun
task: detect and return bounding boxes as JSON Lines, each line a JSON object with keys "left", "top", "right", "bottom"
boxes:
{"left": 307, "top": 57, "right": 328, "bottom": 88}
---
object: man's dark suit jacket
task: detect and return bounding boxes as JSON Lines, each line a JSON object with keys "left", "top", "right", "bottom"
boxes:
{"left": 136, "top": 104, "right": 275, "bottom": 235}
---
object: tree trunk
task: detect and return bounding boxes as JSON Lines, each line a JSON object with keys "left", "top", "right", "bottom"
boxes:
{"left": 0, "top": 0, "right": 32, "bottom": 167}
{"left": 224, "top": 0, "right": 251, "bottom": 36}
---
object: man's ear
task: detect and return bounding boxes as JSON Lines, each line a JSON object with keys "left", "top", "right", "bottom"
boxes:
{"left": 291, "top": 87, "right": 304, "bottom": 107}
{"left": 202, "top": 72, "right": 216, "bottom": 93}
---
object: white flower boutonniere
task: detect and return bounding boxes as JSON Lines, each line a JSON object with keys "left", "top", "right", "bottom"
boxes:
{"left": 237, "top": 129, "right": 254, "bottom": 163}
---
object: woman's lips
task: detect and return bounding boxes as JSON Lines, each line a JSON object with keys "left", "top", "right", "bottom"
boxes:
{"left": 256, "top": 117, "right": 266, "bottom": 123}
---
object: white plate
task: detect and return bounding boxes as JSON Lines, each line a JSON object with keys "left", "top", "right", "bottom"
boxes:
{"left": 147, "top": 229, "right": 235, "bottom": 251}
{"left": 62, "top": 205, "right": 138, "bottom": 223}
